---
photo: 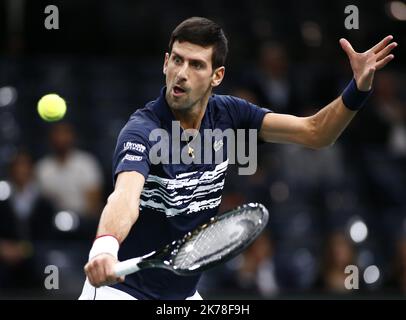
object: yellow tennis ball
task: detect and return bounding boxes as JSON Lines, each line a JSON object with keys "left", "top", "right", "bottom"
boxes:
{"left": 37, "top": 94, "right": 67, "bottom": 122}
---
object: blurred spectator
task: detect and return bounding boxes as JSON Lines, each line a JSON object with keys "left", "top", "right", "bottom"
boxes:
{"left": 347, "top": 73, "right": 406, "bottom": 209}
{"left": 344, "top": 71, "right": 406, "bottom": 154}
{"left": 231, "top": 87, "right": 261, "bottom": 105}
{"left": 238, "top": 41, "right": 301, "bottom": 114}
{"left": 314, "top": 232, "right": 357, "bottom": 294}
{"left": 200, "top": 230, "right": 278, "bottom": 299}
{"left": 373, "top": 72, "right": 406, "bottom": 157}
{"left": 233, "top": 232, "right": 278, "bottom": 297}
{"left": 0, "top": 150, "right": 55, "bottom": 289}
{"left": 35, "top": 122, "right": 104, "bottom": 218}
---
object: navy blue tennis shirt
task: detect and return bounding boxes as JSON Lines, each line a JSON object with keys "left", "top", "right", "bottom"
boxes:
{"left": 110, "top": 87, "right": 271, "bottom": 299}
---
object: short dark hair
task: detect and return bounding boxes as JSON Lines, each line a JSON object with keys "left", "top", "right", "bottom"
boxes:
{"left": 168, "top": 17, "right": 228, "bottom": 70}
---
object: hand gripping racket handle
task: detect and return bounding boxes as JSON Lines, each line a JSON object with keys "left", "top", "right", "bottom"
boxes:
{"left": 114, "top": 257, "right": 142, "bottom": 277}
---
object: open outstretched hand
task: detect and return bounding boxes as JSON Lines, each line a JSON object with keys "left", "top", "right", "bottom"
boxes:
{"left": 340, "top": 36, "right": 397, "bottom": 91}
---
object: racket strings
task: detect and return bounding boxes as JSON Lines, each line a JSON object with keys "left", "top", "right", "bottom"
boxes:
{"left": 173, "top": 209, "right": 263, "bottom": 269}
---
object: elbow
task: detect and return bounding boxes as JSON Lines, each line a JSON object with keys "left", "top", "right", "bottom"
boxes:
{"left": 308, "top": 135, "right": 336, "bottom": 150}
{"left": 306, "top": 117, "right": 336, "bottom": 149}
{"left": 309, "top": 132, "right": 337, "bottom": 149}
{"left": 308, "top": 133, "right": 336, "bottom": 149}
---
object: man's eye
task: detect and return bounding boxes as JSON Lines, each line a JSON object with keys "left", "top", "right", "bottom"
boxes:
{"left": 192, "top": 63, "right": 202, "bottom": 69}
{"left": 173, "top": 57, "right": 181, "bottom": 64}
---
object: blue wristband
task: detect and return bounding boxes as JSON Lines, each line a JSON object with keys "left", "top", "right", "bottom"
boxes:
{"left": 341, "top": 78, "right": 373, "bottom": 111}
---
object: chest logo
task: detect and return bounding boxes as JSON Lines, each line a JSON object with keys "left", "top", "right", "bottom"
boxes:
{"left": 213, "top": 139, "right": 223, "bottom": 152}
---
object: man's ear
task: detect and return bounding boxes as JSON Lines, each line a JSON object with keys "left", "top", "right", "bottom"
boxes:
{"left": 211, "top": 66, "right": 225, "bottom": 87}
{"left": 163, "top": 53, "right": 169, "bottom": 75}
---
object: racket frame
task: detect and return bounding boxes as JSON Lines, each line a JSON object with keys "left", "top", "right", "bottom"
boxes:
{"left": 114, "top": 202, "right": 269, "bottom": 277}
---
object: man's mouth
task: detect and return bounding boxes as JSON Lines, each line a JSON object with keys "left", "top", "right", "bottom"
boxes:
{"left": 173, "top": 85, "right": 186, "bottom": 96}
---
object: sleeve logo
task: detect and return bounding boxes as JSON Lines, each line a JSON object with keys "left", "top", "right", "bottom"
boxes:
{"left": 123, "top": 142, "right": 146, "bottom": 153}
{"left": 122, "top": 154, "right": 143, "bottom": 162}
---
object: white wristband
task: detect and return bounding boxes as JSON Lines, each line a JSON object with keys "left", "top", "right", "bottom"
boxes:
{"left": 89, "top": 235, "right": 120, "bottom": 260}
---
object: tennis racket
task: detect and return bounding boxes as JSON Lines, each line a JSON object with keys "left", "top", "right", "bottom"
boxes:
{"left": 114, "top": 202, "right": 269, "bottom": 277}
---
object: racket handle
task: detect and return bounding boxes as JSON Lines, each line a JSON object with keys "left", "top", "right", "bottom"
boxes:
{"left": 114, "top": 257, "right": 142, "bottom": 277}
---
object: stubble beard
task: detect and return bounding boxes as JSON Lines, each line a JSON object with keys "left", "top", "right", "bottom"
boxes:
{"left": 166, "top": 85, "right": 212, "bottom": 115}
{"left": 166, "top": 92, "right": 193, "bottom": 111}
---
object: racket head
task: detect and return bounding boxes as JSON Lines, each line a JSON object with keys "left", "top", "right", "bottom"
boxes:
{"left": 166, "top": 202, "right": 269, "bottom": 275}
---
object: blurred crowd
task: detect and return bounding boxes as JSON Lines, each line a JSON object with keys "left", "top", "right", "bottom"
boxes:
{"left": 0, "top": 0, "right": 405, "bottom": 299}
{"left": 0, "top": 122, "right": 102, "bottom": 298}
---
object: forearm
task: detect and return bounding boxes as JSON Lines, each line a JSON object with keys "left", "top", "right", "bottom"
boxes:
{"left": 96, "top": 189, "right": 140, "bottom": 244}
{"left": 260, "top": 35, "right": 396, "bottom": 149}
{"left": 259, "top": 96, "right": 358, "bottom": 149}
{"left": 86, "top": 191, "right": 136, "bottom": 287}
{"left": 84, "top": 172, "right": 143, "bottom": 286}
{"left": 259, "top": 93, "right": 364, "bottom": 149}
{"left": 308, "top": 96, "right": 358, "bottom": 148}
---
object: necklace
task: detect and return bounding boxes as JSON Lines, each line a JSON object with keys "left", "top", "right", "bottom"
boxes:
{"left": 181, "top": 125, "right": 201, "bottom": 159}
{"left": 187, "top": 131, "right": 199, "bottom": 158}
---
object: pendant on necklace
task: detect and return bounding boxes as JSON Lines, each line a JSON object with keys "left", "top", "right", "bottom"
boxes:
{"left": 188, "top": 145, "right": 195, "bottom": 158}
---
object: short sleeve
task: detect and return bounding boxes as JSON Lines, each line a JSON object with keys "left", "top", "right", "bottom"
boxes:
{"left": 221, "top": 95, "right": 272, "bottom": 130}
{"left": 112, "top": 127, "right": 151, "bottom": 185}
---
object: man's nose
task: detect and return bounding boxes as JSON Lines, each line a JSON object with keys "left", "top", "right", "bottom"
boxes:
{"left": 176, "top": 63, "right": 188, "bottom": 81}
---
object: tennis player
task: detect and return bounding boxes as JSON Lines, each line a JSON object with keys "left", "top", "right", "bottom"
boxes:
{"left": 79, "top": 17, "right": 396, "bottom": 300}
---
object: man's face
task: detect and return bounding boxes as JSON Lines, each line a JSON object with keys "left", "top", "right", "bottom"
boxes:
{"left": 164, "top": 40, "right": 224, "bottom": 111}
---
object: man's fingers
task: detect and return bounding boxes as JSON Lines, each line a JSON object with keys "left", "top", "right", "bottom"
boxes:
{"left": 84, "top": 263, "right": 98, "bottom": 287}
{"left": 86, "top": 271, "right": 96, "bottom": 287}
{"left": 103, "top": 260, "right": 120, "bottom": 285}
{"left": 85, "top": 259, "right": 109, "bottom": 287}
{"left": 371, "top": 35, "right": 394, "bottom": 54}
{"left": 376, "top": 42, "right": 398, "bottom": 62}
{"left": 339, "top": 38, "right": 356, "bottom": 57}
{"left": 89, "top": 260, "right": 106, "bottom": 287}
{"left": 86, "top": 267, "right": 100, "bottom": 287}
{"left": 85, "top": 255, "right": 121, "bottom": 287}
{"left": 375, "top": 54, "right": 395, "bottom": 70}
{"left": 101, "top": 261, "right": 113, "bottom": 285}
